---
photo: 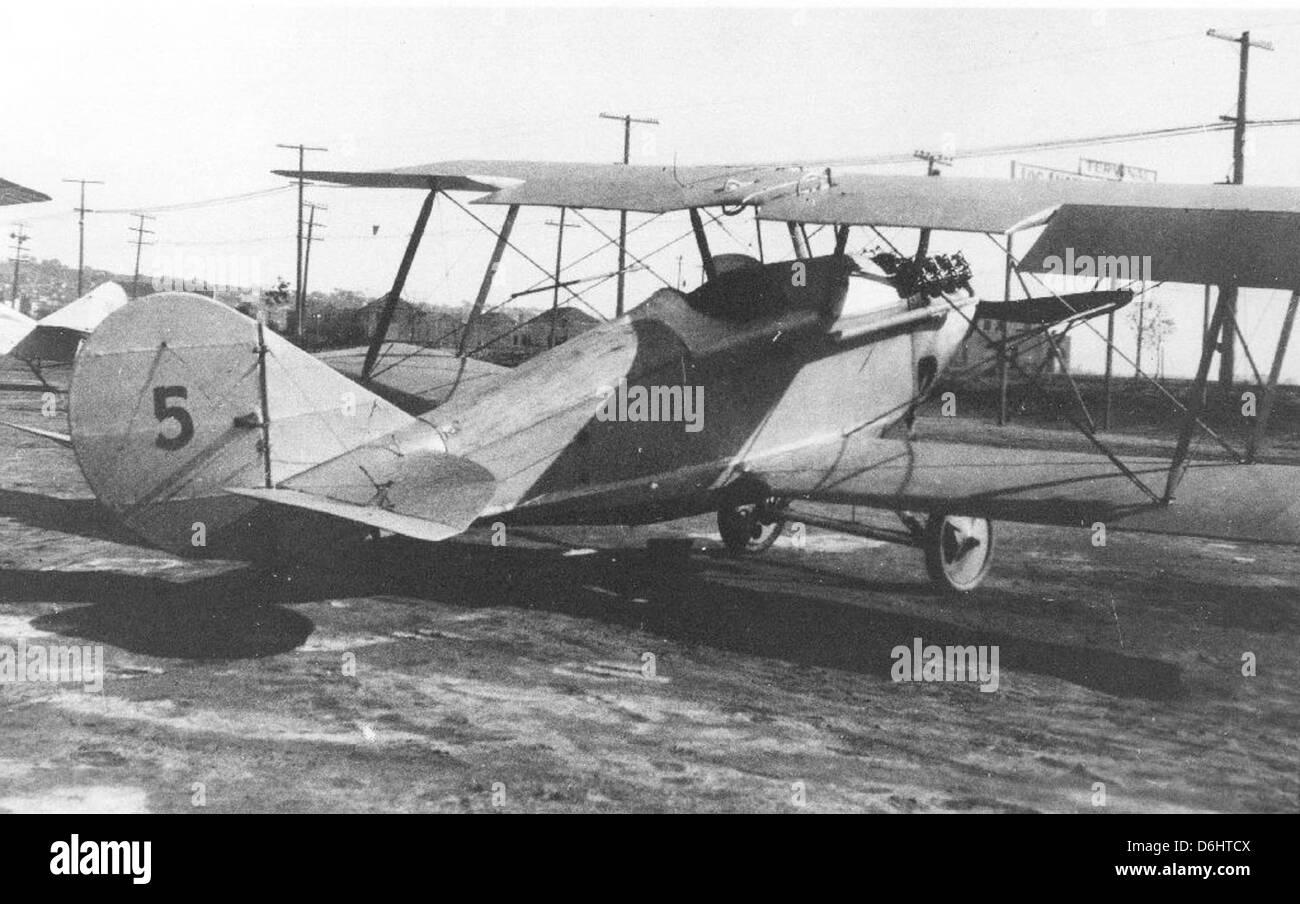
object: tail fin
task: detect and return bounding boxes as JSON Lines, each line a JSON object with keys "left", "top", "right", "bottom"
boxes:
{"left": 70, "top": 292, "right": 417, "bottom": 556}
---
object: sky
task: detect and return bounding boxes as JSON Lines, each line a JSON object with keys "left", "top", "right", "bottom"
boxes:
{"left": 6, "top": 1, "right": 1300, "bottom": 379}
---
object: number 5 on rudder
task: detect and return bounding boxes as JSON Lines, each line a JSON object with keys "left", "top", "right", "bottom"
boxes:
{"left": 153, "top": 385, "right": 194, "bottom": 450}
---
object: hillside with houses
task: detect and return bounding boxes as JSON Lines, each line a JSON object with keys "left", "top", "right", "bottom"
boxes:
{"left": 3, "top": 257, "right": 600, "bottom": 365}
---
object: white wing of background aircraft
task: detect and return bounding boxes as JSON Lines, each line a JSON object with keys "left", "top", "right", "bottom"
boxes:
{"left": 3, "top": 282, "right": 130, "bottom": 382}
{"left": 0, "top": 177, "right": 50, "bottom": 207}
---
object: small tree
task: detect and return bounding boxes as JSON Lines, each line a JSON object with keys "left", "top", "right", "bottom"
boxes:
{"left": 1128, "top": 294, "right": 1176, "bottom": 378}
{"left": 261, "top": 277, "right": 291, "bottom": 307}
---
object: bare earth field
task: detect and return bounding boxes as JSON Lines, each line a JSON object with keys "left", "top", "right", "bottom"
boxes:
{"left": 0, "top": 370, "right": 1297, "bottom": 813}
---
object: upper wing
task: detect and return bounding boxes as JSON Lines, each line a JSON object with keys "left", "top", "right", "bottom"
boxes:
{"left": 275, "top": 159, "right": 804, "bottom": 214}
{"left": 758, "top": 173, "right": 1300, "bottom": 291}
{"left": 1017, "top": 205, "right": 1300, "bottom": 291}
{"left": 277, "top": 159, "right": 1300, "bottom": 288}
{"left": 756, "top": 173, "right": 1300, "bottom": 232}
{"left": 0, "top": 177, "right": 50, "bottom": 207}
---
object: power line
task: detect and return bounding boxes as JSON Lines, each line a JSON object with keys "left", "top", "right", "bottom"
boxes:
{"left": 96, "top": 185, "right": 292, "bottom": 215}
{"left": 821, "top": 121, "right": 1240, "bottom": 170}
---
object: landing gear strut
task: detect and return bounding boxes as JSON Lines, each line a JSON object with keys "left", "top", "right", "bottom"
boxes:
{"left": 922, "top": 514, "right": 994, "bottom": 594}
{"left": 717, "top": 488, "right": 787, "bottom": 556}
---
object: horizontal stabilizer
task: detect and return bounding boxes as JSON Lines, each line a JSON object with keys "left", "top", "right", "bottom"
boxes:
{"left": 226, "top": 487, "right": 466, "bottom": 543}
{"left": 274, "top": 442, "right": 497, "bottom": 539}
{"left": 2, "top": 422, "right": 72, "bottom": 447}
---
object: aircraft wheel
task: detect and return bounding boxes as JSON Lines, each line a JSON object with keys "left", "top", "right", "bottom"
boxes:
{"left": 717, "top": 498, "right": 786, "bottom": 557}
{"left": 923, "top": 514, "right": 993, "bottom": 594}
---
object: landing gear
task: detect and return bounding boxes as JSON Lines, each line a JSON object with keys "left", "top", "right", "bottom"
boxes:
{"left": 717, "top": 490, "right": 787, "bottom": 557}
{"left": 716, "top": 492, "right": 994, "bottom": 592}
{"left": 922, "top": 514, "right": 994, "bottom": 594}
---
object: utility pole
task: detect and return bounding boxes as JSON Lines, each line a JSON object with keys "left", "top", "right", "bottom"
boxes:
{"left": 62, "top": 178, "right": 103, "bottom": 297}
{"left": 599, "top": 112, "right": 658, "bottom": 317}
{"left": 913, "top": 149, "right": 952, "bottom": 177}
{"left": 1207, "top": 28, "right": 1273, "bottom": 390}
{"left": 301, "top": 202, "right": 326, "bottom": 342}
{"left": 912, "top": 150, "right": 951, "bottom": 258}
{"left": 545, "top": 212, "right": 580, "bottom": 348}
{"left": 276, "top": 143, "right": 327, "bottom": 339}
{"left": 128, "top": 213, "right": 156, "bottom": 298}
{"left": 9, "top": 224, "right": 30, "bottom": 310}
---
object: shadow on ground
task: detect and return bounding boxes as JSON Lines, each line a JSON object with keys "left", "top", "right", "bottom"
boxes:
{"left": 2, "top": 533, "right": 1185, "bottom": 699}
{"left": 0, "top": 489, "right": 141, "bottom": 546}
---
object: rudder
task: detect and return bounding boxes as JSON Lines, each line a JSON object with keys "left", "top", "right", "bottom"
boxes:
{"left": 70, "top": 292, "right": 416, "bottom": 557}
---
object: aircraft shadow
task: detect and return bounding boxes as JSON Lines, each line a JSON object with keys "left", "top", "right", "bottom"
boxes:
{"left": 0, "top": 489, "right": 142, "bottom": 546}
{"left": 5, "top": 569, "right": 315, "bottom": 659}
{"left": 371, "top": 539, "right": 1185, "bottom": 700}
{"left": 1, "top": 534, "right": 1185, "bottom": 697}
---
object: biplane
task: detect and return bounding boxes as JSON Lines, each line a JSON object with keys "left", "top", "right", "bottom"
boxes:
{"left": 46, "top": 159, "right": 1300, "bottom": 592}
{"left": 1, "top": 282, "right": 129, "bottom": 386}
{"left": 1, "top": 176, "right": 51, "bottom": 362}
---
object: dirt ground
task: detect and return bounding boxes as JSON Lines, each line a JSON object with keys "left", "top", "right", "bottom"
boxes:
{"left": 0, "top": 368, "right": 1296, "bottom": 813}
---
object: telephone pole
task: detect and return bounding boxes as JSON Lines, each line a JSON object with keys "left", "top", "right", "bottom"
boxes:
{"left": 1207, "top": 28, "right": 1273, "bottom": 389}
{"left": 913, "top": 149, "right": 952, "bottom": 177}
{"left": 9, "top": 224, "right": 30, "bottom": 309}
{"left": 128, "top": 213, "right": 156, "bottom": 298}
{"left": 599, "top": 112, "right": 658, "bottom": 317}
{"left": 62, "top": 178, "right": 103, "bottom": 297}
{"left": 545, "top": 213, "right": 580, "bottom": 348}
{"left": 912, "top": 150, "right": 951, "bottom": 257}
{"left": 301, "top": 202, "right": 326, "bottom": 340}
{"left": 276, "top": 143, "right": 327, "bottom": 338}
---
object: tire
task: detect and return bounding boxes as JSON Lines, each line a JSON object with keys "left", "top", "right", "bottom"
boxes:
{"left": 717, "top": 499, "right": 786, "bottom": 557}
{"left": 923, "top": 514, "right": 994, "bottom": 594}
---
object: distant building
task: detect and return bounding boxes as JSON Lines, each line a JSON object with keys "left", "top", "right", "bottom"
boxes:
{"left": 411, "top": 311, "right": 463, "bottom": 348}
{"left": 360, "top": 298, "right": 419, "bottom": 342}
{"left": 358, "top": 299, "right": 470, "bottom": 349}
{"left": 460, "top": 310, "right": 518, "bottom": 352}
{"left": 342, "top": 299, "right": 600, "bottom": 364}
{"left": 517, "top": 306, "right": 600, "bottom": 349}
